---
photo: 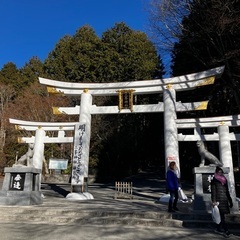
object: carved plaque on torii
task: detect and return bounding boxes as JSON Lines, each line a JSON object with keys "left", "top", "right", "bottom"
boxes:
{"left": 117, "top": 89, "right": 135, "bottom": 112}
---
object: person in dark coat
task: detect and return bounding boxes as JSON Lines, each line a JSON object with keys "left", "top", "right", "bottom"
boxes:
{"left": 211, "top": 166, "right": 233, "bottom": 237}
{"left": 166, "top": 161, "right": 179, "bottom": 212}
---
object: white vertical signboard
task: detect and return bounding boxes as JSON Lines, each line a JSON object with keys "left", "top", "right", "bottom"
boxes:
{"left": 71, "top": 123, "right": 87, "bottom": 185}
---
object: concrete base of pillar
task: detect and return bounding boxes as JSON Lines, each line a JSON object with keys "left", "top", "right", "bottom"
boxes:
{"left": 66, "top": 192, "right": 94, "bottom": 200}
{"left": 0, "top": 166, "right": 42, "bottom": 206}
{"left": 193, "top": 166, "right": 238, "bottom": 213}
{"left": 193, "top": 193, "right": 211, "bottom": 212}
{"left": 0, "top": 191, "right": 42, "bottom": 205}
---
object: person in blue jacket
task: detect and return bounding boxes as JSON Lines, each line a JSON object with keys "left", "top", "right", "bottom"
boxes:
{"left": 166, "top": 161, "right": 179, "bottom": 212}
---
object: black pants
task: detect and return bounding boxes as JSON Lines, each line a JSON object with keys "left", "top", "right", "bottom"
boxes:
{"left": 168, "top": 189, "right": 178, "bottom": 210}
{"left": 217, "top": 212, "right": 228, "bottom": 232}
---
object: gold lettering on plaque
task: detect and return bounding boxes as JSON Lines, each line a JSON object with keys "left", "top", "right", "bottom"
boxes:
{"left": 117, "top": 90, "right": 135, "bottom": 112}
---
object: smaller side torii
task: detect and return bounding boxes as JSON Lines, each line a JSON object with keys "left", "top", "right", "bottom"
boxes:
{"left": 9, "top": 118, "right": 76, "bottom": 173}
{"left": 176, "top": 114, "right": 240, "bottom": 212}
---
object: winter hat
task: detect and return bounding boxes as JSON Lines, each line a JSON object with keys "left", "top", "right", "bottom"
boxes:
{"left": 215, "top": 166, "right": 224, "bottom": 173}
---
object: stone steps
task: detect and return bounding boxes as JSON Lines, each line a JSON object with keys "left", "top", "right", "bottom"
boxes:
{"left": 0, "top": 206, "right": 238, "bottom": 229}
{"left": 73, "top": 217, "right": 183, "bottom": 227}
{"left": 0, "top": 215, "right": 182, "bottom": 227}
{"left": 0, "top": 174, "right": 239, "bottom": 230}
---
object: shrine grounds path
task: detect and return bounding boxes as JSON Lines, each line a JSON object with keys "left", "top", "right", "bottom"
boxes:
{"left": 0, "top": 170, "right": 240, "bottom": 240}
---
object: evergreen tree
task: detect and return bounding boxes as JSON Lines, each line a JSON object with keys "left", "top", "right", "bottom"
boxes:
{"left": 0, "top": 63, "right": 23, "bottom": 90}
{"left": 171, "top": 0, "right": 240, "bottom": 116}
{"left": 44, "top": 25, "right": 104, "bottom": 82}
{"left": 20, "top": 57, "right": 44, "bottom": 86}
{"left": 102, "top": 22, "right": 163, "bottom": 81}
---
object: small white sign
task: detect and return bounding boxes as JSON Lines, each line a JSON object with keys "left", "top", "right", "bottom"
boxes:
{"left": 49, "top": 158, "right": 68, "bottom": 170}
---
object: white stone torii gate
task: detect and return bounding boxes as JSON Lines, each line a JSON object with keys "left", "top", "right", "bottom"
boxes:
{"left": 38, "top": 66, "right": 224, "bottom": 192}
{"left": 9, "top": 118, "right": 77, "bottom": 170}
{"left": 176, "top": 115, "right": 240, "bottom": 211}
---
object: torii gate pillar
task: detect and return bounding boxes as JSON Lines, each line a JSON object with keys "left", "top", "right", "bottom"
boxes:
{"left": 164, "top": 87, "right": 180, "bottom": 177}
{"left": 218, "top": 125, "right": 238, "bottom": 212}
{"left": 32, "top": 128, "right": 46, "bottom": 171}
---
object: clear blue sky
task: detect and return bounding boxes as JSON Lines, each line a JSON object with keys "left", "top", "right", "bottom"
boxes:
{"left": 0, "top": 0, "right": 152, "bottom": 70}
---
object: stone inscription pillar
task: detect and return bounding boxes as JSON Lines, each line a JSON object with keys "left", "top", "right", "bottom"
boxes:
{"left": 72, "top": 90, "right": 92, "bottom": 193}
